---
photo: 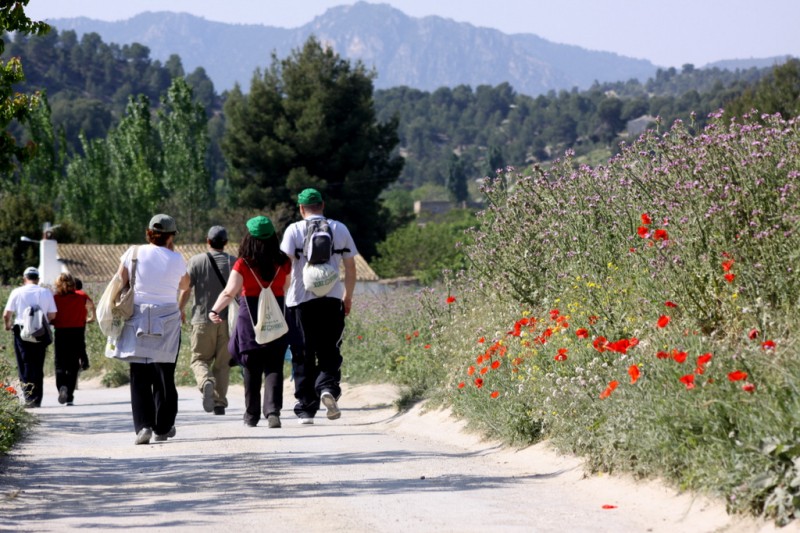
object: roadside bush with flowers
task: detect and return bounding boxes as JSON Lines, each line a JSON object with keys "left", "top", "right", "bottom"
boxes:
{"left": 343, "top": 110, "right": 800, "bottom": 525}
{"left": 0, "top": 354, "right": 31, "bottom": 455}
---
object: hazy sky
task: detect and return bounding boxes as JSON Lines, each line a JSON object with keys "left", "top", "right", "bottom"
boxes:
{"left": 24, "top": 0, "right": 800, "bottom": 68}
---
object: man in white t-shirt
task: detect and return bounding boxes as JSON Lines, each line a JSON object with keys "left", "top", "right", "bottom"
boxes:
{"left": 3, "top": 267, "right": 57, "bottom": 407}
{"left": 280, "top": 188, "right": 357, "bottom": 424}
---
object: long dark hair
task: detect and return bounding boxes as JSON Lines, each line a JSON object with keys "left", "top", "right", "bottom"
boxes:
{"left": 238, "top": 233, "right": 289, "bottom": 282}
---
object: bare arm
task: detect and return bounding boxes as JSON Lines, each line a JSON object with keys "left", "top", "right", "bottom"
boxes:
{"left": 178, "top": 278, "right": 193, "bottom": 323}
{"left": 3, "top": 310, "right": 12, "bottom": 331}
{"left": 47, "top": 312, "right": 57, "bottom": 322}
{"left": 342, "top": 256, "right": 356, "bottom": 316}
{"left": 208, "top": 270, "right": 244, "bottom": 324}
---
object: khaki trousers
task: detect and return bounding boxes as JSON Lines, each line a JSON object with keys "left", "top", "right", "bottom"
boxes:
{"left": 190, "top": 321, "right": 231, "bottom": 408}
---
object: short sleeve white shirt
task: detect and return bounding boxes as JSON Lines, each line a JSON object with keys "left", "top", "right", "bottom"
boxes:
{"left": 279, "top": 216, "right": 358, "bottom": 307}
{"left": 121, "top": 244, "right": 187, "bottom": 305}
{"left": 4, "top": 283, "right": 57, "bottom": 325}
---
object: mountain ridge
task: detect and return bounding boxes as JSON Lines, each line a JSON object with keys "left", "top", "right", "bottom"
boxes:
{"left": 41, "top": 2, "right": 781, "bottom": 95}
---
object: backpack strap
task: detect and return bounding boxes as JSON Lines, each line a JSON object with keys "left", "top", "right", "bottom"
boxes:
{"left": 206, "top": 252, "right": 227, "bottom": 287}
{"left": 129, "top": 245, "right": 139, "bottom": 289}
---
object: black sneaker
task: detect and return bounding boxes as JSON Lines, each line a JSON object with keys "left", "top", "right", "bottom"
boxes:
{"left": 153, "top": 426, "right": 176, "bottom": 442}
{"left": 267, "top": 414, "right": 281, "bottom": 428}
{"left": 213, "top": 406, "right": 225, "bottom": 415}
{"left": 202, "top": 381, "right": 214, "bottom": 413}
{"left": 58, "top": 386, "right": 69, "bottom": 405}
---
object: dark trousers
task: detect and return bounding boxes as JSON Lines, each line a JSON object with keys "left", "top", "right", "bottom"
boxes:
{"left": 286, "top": 297, "right": 345, "bottom": 416}
{"left": 54, "top": 327, "right": 85, "bottom": 402}
{"left": 12, "top": 325, "right": 48, "bottom": 405}
{"left": 129, "top": 362, "right": 178, "bottom": 434}
{"left": 242, "top": 336, "right": 288, "bottom": 425}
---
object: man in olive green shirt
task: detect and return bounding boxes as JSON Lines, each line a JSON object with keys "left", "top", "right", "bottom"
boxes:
{"left": 179, "top": 226, "right": 236, "bottom": 415}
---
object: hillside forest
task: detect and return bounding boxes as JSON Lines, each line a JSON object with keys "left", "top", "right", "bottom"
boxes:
{"left": 1, "top": 26, "right": 799, "bottom": 283}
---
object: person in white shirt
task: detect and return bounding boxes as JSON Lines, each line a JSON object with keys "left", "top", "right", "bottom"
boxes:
{"left": 3, "top": 267, "right": 57, "bottom": 408}
{"left": 279, "top": 188, "right": 357, "bottom": 424}
{"left": 106, "top": 214, "right": 189, "bottom": 445}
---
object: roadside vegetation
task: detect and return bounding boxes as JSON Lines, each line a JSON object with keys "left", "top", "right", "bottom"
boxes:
{"left": 341, "top": 111, "right": 800, "bottom": 526}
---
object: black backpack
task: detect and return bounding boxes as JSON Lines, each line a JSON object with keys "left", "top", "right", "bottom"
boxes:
{"left": 295, "top": 218, "right": 351, "bottom": 264}
{"left": 303, "top": 218, "right": 334, "bottom": 264}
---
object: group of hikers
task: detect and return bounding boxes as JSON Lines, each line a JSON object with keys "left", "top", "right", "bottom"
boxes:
{"left": 3, "top": 188, "right": 358, "bottom": 445}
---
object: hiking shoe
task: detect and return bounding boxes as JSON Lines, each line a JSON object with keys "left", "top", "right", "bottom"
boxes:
{"left": 202, "top": 381, "right": 214, "bottom": 412}
{"left": 213, "top": 406, "right": 226, "bottom": 415}
{"left": 267, "top": 414, "right": 281, "bottom": 428}
{"left": 58, "top": 386, "right": 69, "bottom": 404}
{"left": 320, "top": 391, "right": 341, "bottom": 420}
{"left": 153, "top": 426, "right": 176, "bottom": 442}
{"left": 298, "top": 417, "right": 314, "bottom": 425}
{"left": 135, "top": 428, "right": 152, "bottom": 445}
{"left": 244, "top": 419, "right": 258, "bottom": 427}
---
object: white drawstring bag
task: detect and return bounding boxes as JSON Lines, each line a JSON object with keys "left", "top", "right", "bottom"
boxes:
{"left": 246, "top": 265, "right": 288, "bottom": 344}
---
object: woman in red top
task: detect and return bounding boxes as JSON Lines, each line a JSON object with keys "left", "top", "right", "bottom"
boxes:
{"left": 209, "top": 216, "right": 291, "bottom": 428}
{"left": 51, "top": 273, "right": 91, "bottom": 405}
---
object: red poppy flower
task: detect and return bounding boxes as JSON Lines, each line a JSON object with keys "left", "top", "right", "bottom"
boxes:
{"left": 518, "top": 317, "right": 531, "bottom": 326}
{"left": 748, "top": 329, "right": 759, "bottom": 340}
{"left": 637, "top": 226, "right": 649, "bottom": 238}
{"left": 653, "top": 229, "right": 669, "bottom": 241}
{"left": 491, "top": 360, "right": 501, "bottom": 369}
{"left": 511, "top": 357, "right": 523, "bottom": 366}
{"left": 588, "top": 316, "right": 599, "bottom": 325}
{"left": 607, "top": 339, "right": 631, "bottom": 354}
{"left": 357, "top": 335, "right": 363, "bottom": 341}
{"left": 413, "top": 330, "right": 419, "bottom": 337}
{"left": 479, "top": 367, "right": 488, "bottom": 375}
{"left": 628, "top": 365, "right": 640, "bottom": 384}
{"left": 657, "top": 315, "right": 670, "bottom": 328}
{"left": 641, "top": 213, "right": 652, "bottom": 225}
{"left": 467, "top": 366, "right": 475, "bottom": 376}
{"left": 549, "top": 309, "right": 560, "bottom": 320}
{"left": 474, "top": 378, "right": 484, "bottom": 388}
{"left": 696, "top": 353, "right": 713, "bottom": 366}
{"left": 629, "top": 337, "right": 639, "bottom": 347}
{"left": 490, "top": 390, "right": 500, "bottom": 399}
{"left": 679, "top": 374, "right": 695, "bottom": 389}
{"left": 405, "top": 335, "right": 412, "bottom": 341}
{"left": 477, "top": 337, "right": 485, "bottom": 344}
{"left": 721, "top": 260, "right": 734, "bottom": 272}
{"left": 554, "top": 348, "right": 568, "bottom": 362}
{"left": 656, "top": 351, "right": 670, "bottom": 360}
{"left": 592, "top": 336, "right": 608, "bottom": 352}
{"left": 446, "top": 296, "right": 456, "bottom": 304}
{"left": 672, "top": 350, "right": 688, "bottom": 363}
{"left": 724, "top": 273, "right": 735, "bottom": 283}
{"left": 599, "top": 380, "right": 619, "bottom": 399}
{"left": 543, "top": 328, "right": 553, "bottom": 338}
{"left": 424, "top": 344, "right": 431, "bottom": 349}
{"left": 727, "top": 370, "right": 747, "bottom": 381}
{"left": 576, "top": 328, "right": 589, "bottom": 339}
{"left": 762, "top": 340, "right": 776, "bottom": 350}
{"left": 457, "top": 382, "right": 465, "bottom": 389}
{"left": 742, "top": 383, "right": 756, "bottom": 393}
{"left": 665, "top": 301, "right": 677, "bottom": 308}
{"left": 629, "top": 247, "right": 636, "bottom": 253}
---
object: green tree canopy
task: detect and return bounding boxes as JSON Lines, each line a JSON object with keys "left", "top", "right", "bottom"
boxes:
{"left": 0, "top": 0, "right": 49, "bottom": 174}
{"left": 222, "top": 36, "right": 403, "bottom": 258}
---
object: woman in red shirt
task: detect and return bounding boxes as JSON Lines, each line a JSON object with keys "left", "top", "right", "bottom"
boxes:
{"left": 209, "top": 216, "right": 291, "bottom": 428}
{"left": 51, "top": 273, "right": 91, "bottom": 405}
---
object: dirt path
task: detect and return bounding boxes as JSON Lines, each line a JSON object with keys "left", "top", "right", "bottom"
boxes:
{"left": 0, "top": 377, "right": 788, "bottom": 532}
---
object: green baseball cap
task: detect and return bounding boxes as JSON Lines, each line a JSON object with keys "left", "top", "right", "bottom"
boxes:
{"left": 246, "top": 216, "right": 275, "bottom": 239}
{"left": 298, "top": 188, "right": 323, "bottom": 205}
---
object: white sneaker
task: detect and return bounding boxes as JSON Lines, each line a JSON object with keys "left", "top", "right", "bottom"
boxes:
{"left": 135, "top": 428, "right": 152, "bottom": 445}
{"left": 298, "top": 417, "right": 314, "bottom": 425}
{"left": 320, "top": 391, "right": 341, "bottom": 420}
